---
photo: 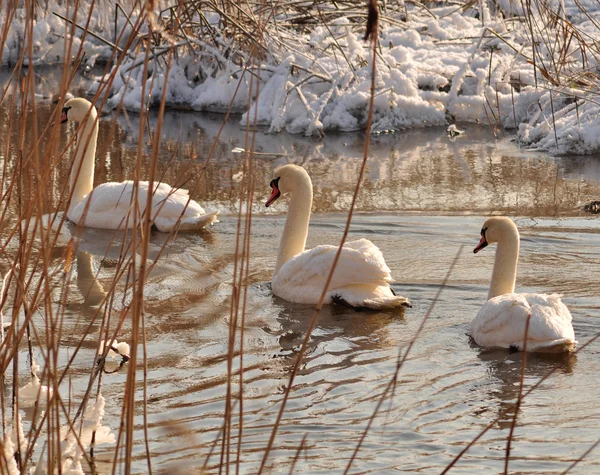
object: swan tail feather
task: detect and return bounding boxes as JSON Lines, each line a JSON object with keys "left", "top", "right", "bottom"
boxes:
{"left": 363, "top": 296, "right": 412, "bottom": 309}
{"left": 331, "top": 294, "right": 410, "bottom": 311}
{"left": 330, "top": 284, "right": 410, "bottom": 310}
{"left": 512, "top": 338, "right": 577, "bottom": 353}
{"left": 177, "top": 210, "right": 219, "bottom": 231}
{"left": 154, "top": 210, "right": 219, "bottom": 232}
{"left": 331, "top": 294, "right": 369, "bottom": 311}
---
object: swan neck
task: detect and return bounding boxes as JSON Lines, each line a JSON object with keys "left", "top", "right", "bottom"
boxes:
{"left": 70, "top": 113, "right": 98, "bottom": 209}
{"left": 274, "top": 179, "right": 312, "bottom": 275}
{"left": 488, "top": 230, "right": 519, "bottom": 299}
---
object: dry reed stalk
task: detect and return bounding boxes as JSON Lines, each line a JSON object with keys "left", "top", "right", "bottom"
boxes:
{"left": 0, "top": 0, "right": 17, "bottom": 66}
{"left": 53, "top": 10, "right": 125, "bottom": 54}
{"left": 258, "top": 1, "right": 380, "bottom": 471}
{"left": 5, "top": 12, "right": 63, "bottom": 472}
{"left": 231, "top": 52, "right": 264, "bottom": 475}
{"left": 3, "top": 0, "right": 597, "bottom": 473}
{"left": 120, "top": 35, "right": 153, "bottom": 475}
{"left": 288, "top": 433, "right": 308, "bottom": 474}
{"left": 220, "top": 69, "right": 252, "bottom": 475}
{"left": 344, "top": 245, "right": 464, "bottom": 474}
{"left": 202, "top": 399, "right": 241, "bottom": 472}
{"left": 221, "top": 78, "right": 250, "bottom": 474}
{"left": 561, "top": 438, "right": 600, "bottom": 474}
{"left": 132, "top": 43, "right": 176, "bottom": 475}
{"left": 3, "top": 2, "right": 186, "bottom": 472}
{"left": 216, "top": 29, "right": 266, "bottom": 475}
{"left": 218, "top": 2, "right": 275, "bottom": 468}
{"left": 315, "top": 1, "right": 357, "bottom": 76}
{"left": 550, "top": 92, "right": 559, "bottom": 149}
{"left": 0, "top": 10, "right": 82, "bottom": 473}
{"left": 511, "top": 85, "right": 518, "bottom": 129}
{"left": 180, "top": 4, "right": 287, "bottom": 471}
{"left": 503, "top": 312, "right": 531, "bottom": 474}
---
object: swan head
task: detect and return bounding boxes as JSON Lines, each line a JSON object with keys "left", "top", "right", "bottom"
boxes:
{"left": 60, "top": 98, "right": 97, "bottom": 125}
{"left": 265, "top": 164, "right": 311, "bottom": 207}
{"left": 474, "top": 216, "right": 518, "bottom": 253}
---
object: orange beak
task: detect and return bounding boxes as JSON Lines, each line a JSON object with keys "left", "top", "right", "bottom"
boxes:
{"left": 473, "top": 235, "right": 488, "bottom": 253}
{"left": 265, "top": 178, "right": 281, "bottom": 207}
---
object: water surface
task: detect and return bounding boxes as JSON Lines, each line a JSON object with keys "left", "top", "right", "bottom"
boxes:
{"left": 1, "top": 93, "right": 600, "bottom": 474}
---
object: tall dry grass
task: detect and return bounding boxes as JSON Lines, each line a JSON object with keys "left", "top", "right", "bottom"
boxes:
{"left": 0, "top": 1, "right": 598, "bottom": 474}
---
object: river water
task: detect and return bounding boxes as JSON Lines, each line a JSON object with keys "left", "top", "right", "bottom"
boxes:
{"left": 1, "top": 83, "right": 600, "bottom": 474}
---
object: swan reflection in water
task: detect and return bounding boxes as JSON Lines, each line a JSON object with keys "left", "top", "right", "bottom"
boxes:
{"left": 68, "top": 218, "right": 217, "bottom": 308}
{"left": 72, "top": 250, "right": 129, "bottom": 374}
{"left": 273, "top": 297, "right": 407, "bottom": 357}
{"left": 76, "top": 250, "right": 107, "bottom": 307}
{"left": 474, "top": 346, "right": 576, "bottom": 430}
{"left": 247, "top": 281, "right": 408, "bottom": 368}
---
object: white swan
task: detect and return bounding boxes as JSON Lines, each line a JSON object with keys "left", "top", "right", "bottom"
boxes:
{"left": 265, "top": 164, "right": 410, "bottom": 310}
{"left": 471, "top": 217, "right": 576, "bottom": 353}
{"left": 59, "top": 98, "right": 218, "bottom": 231}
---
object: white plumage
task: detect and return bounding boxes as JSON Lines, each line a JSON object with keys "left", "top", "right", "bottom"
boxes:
{"left": 273, "top": 238, "right": 403, "bottom": 308}
{"left": 471, "top": 293, "right": 575, "bottom": 352}
{"left": 68, "top": 180, "right": 218, "bottom": 231}
{"left": 60, "top": 98, "right": 218, "bottom": 231}
{"left": 266, "top": 165, "right": 409, "bottom": 309}
{"left": 471, "top": 217, "right": 576, "bottom": 353}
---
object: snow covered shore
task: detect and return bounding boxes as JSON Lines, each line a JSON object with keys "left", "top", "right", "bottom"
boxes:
{"left": 2, "top": 1, "right": 600, "bottom": 154}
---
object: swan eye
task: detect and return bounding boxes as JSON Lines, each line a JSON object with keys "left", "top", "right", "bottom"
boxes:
{"left": 270, "top": 177, "right": 280, "bottom": 189}
{"left": 481, "top": 226, "right": 488, "bottom": 237}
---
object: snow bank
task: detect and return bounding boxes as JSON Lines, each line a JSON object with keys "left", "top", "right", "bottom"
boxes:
{"left": 4, "top": 0, "right": 600, "bottom": 154}
{"left": 0, "top": 2, "right": 124, "bottom": 68}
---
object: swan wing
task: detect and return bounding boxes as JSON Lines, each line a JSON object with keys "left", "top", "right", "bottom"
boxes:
{"left": 471, "top": 293, "right": 530, "bottom": 344}
{"left": 471, "top": 293, "right": 576, "bottom": 352}
{"left": 276, "top": 238, "right": 392, "bottom": 291}
{"left": 523, "top": 293, "right": 575, "bottom": 346}
{"left": 68, "top": 181, "right": 217, "bottom": 231}
{"left": 272, "top": 238, "right": 410, "bottom": 309}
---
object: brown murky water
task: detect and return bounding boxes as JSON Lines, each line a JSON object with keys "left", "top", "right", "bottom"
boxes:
{"left": 1, "top": 79, "right": 600, "bottom": 474}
